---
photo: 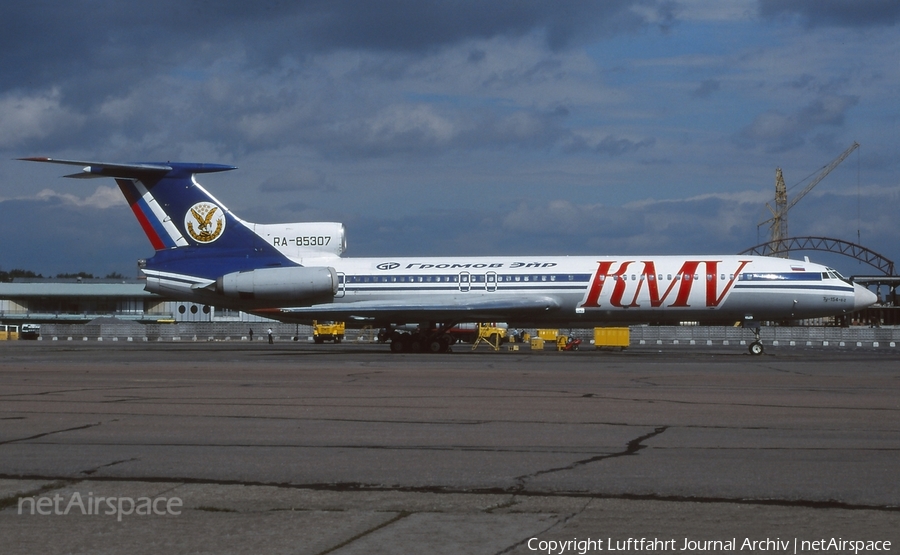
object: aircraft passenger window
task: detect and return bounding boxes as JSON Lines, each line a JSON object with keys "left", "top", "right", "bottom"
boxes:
{"left": 720, "top": 274, "right": 725, "bottom": 280}
{"left": 730, "top": 274, "right": 734, "bottom": 280}
{"left": 667, "top": 274, "right": 672, "bottom": 280}
{"left": 190, "top": 305, "right": 198, "bottom": 314}
{"left": 694, "top": 274, "right": 699, "bottom": 281}
{"left": 707, "top": 274, "right": 713, "bottom": 281}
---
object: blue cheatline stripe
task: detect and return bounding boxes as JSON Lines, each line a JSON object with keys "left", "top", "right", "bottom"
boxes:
{"left": 734, "top": 284, "right": 853, "bottom": 292}
{"left": 344, "top": 285, "right": 586, "bottom": 293}
{"left": 739, "top": 272, "right": 823, "bottom": 281}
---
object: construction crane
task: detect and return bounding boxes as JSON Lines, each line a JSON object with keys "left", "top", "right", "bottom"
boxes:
{"left": 759, "top": 141, "right": 859, "bottom": 257}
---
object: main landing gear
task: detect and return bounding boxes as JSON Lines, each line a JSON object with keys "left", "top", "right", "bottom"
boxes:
{"left": 385, "top": 323, "right": 455, "bottom": 354}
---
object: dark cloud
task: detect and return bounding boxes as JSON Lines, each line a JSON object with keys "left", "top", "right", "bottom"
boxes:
{"left": 594, "top": 135, "right": 656, "bottom": 157}
{"left": 691, "top": 79, "right": 720, "bottom": 99}
{"left": 291, "top": 0, "right": 670, "bottom": 52}
{"left": 759, "top": 0, "right": 900, "bottom": 28}
{"left": 1, "top": 1, "right": 670, "bottom": 95}
{"left": 735, "top": 95, "right": 858, "bottom": 152}
{"left": 1, "top": 1, "right": 675, "bottom": 158}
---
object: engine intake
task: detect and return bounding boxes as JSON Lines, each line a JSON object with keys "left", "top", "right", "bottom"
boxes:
{"left": 216, "top": 266, "right": 337, "bottom": 304}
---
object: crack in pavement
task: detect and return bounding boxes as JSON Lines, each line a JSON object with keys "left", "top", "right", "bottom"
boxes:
{"left": 0, "top": 473, "right": 896, "bottom": 512}
{"left": 314, "top": 510, "right": 411, "bottom": 555}
{"left": 512, "top": 426, "right": 669, "bottom": 492}
{"left": 0, "top": 385, "right": 194, "bottom": 398}
{"left": 0, "top": 479, "right": 75, "bottom": 511}
{"left": 81, "top": 457, "right": 140, "bottom": 476}
{"left": 496, "top": 498, "right": 594, "bottom": 555}
{"left": 0, "top": 422, "right": 101, "bottom": 446}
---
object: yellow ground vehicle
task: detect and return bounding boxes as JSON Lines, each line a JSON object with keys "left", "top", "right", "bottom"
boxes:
{"left": 471, "top": 323, "right": 507, "bottom": 351}
{"left": 594, "top": 327, "right": 630, "bottom": 350}
{"left": 0, "top": 324, "right": 19, "bottom": 340}
{"left": 313, "top": 321, "right": 345, "bottom": 343}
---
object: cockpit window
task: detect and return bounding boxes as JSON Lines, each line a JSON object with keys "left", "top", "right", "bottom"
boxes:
{"left": 826, "top": 268, "right": 851, "bottom": 284}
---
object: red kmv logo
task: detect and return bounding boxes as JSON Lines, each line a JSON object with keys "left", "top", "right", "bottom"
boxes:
{"left": 580, "top": 260, "right": 751, "bottom": 308}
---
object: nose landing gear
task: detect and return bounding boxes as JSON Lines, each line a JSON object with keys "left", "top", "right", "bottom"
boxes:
{"left": 746, "top": 322, "right": 764, "bottom": 355}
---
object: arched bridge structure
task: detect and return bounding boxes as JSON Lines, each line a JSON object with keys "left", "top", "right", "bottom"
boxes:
{"left": 739, "top": 236, "right": 895, "bottom": 276}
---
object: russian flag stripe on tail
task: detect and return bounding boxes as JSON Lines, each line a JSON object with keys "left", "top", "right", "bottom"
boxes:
{"left": 116, "top": 179, "right": 187, "bottom": 250}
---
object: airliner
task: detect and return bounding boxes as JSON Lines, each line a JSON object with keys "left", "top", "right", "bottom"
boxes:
{"left": 21, "top": 158, "right": 877, "bottom": 354}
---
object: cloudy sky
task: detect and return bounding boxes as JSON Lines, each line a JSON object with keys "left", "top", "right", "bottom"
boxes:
{"left": 1, "top": 0, "right": 898, "bottom": 278}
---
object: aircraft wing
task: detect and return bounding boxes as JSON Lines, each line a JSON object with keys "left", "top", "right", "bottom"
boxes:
{"left": 263, "top": 295, "right": 562, "bottom": 324}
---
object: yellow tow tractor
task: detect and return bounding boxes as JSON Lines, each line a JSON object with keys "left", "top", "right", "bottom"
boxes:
{"left": 313, "top": 321, "right": 345, "bottom": 344}
{"left": 471, "top": 323, "right": 507, "bottom": 351}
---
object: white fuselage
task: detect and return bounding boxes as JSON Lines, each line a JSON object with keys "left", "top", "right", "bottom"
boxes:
{"left": 145, "top": 253, "right": 874, "bottom": 327}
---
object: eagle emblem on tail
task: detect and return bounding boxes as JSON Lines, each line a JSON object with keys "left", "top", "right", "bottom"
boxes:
{"left": 185, "top": 202, "right": 225, "bottom": 243}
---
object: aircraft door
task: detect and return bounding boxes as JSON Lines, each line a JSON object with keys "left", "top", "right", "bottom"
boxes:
{"left": 459, "top": 272, "right": 470, "bottom": 292}
{"left": 336, "top": 273, "right": 345, "bottom": 298}
{"left": 486, "top": 271, "right": 497, "bottom": 292}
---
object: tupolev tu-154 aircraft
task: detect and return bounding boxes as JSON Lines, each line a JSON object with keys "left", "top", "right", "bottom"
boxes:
{"left": 21, "top": 157, "right": 877, "bottom": 354}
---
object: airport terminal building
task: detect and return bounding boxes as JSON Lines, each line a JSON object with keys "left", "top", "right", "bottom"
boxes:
{"left": 0, "top": 278, "right": 270, "bottom": 324}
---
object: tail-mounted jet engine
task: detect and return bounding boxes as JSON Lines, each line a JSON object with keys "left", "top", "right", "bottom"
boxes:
{"left": 216, "top": 266, "right": 338, "bottom": 304}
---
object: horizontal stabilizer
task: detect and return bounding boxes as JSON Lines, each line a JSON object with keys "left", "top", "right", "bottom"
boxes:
{"left": 19, "top": 157, "right": 235, "bottom": 179}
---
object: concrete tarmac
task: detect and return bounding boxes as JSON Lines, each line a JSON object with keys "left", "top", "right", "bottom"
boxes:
{"left": 1, "top": 341, "right": 897, "bottom": 554}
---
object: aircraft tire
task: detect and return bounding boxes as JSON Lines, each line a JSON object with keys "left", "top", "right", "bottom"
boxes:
{"left": 390, "top": 339, "right": 404, "bottom": 353}
{"left": 749, "top": 341, "right": 764, "bottom": 355}
{"left": 428, "top": 340, "right": 443, "bottom": 353}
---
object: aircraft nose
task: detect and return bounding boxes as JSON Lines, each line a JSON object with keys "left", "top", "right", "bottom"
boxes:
{"left": 853, "top": 283, "right": 878, "bottom": 310}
